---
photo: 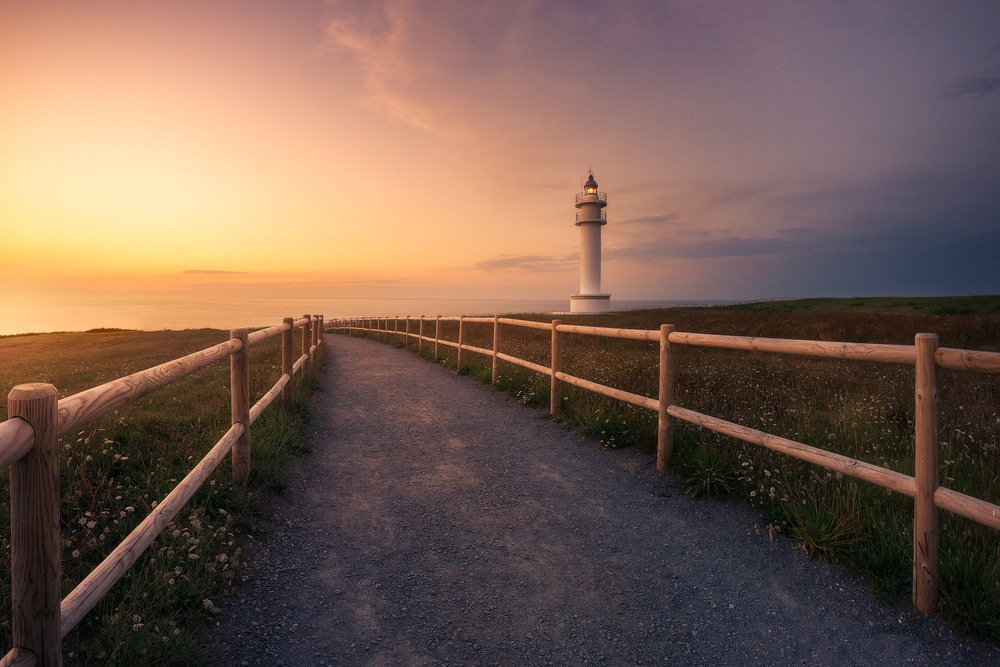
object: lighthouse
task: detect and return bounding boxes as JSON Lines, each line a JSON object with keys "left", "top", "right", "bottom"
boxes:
{"left": 570, "top": 170, "right": 612, "bottom": 313}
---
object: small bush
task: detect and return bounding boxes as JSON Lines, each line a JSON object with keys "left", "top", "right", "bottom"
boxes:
{"left": 678, "top": 445, "right": 736, "bottom": 498}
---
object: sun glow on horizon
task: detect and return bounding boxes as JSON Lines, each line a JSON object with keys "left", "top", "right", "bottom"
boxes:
{"left": 2, "top": 0, "right": 998, "bottom": 331}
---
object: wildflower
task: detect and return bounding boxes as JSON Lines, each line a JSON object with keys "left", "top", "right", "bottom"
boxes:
{"left": 72, "top": 550, "right": 80, "bottom": 558}
{"left": 188, "top": 553, "right": 200, "bottom": 559}
{"left": 86, "top": 521, "right": 96, "bottom": 530}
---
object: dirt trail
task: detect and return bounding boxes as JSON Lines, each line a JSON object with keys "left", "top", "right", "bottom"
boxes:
{"left": 206, "top": 334, "right": 996, "bottom": 666}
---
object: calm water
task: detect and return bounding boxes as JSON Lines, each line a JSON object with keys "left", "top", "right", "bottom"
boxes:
{"left": 0, "top": 294, "right": 725, "bottom": 336}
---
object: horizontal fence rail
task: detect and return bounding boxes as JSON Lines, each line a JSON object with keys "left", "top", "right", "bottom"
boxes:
{"left": 1, "top": 314, "right": 325, "bottom": 665}
{"left": 334, "top": 314, "right": 1000, "bottom": 619}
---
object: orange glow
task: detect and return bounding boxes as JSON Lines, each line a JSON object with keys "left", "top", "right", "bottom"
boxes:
{"left": 3, "top": 2, "right": 996, "bottom": 335}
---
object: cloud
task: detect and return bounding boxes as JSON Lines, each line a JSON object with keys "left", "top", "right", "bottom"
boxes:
{"left": 473, "top": 253, "right": 576, "bottom": 272}
{"left": 617, "top": 212, "right": 682, "bottom": 226}
{"left": 942, "top": 68, "right": 1000, "bottom": 98}
{"left": 182, "top": 270, "right": 249, "bottom": 275}
{"left": 606, "top": 233, "right": 796, "bottom": 262}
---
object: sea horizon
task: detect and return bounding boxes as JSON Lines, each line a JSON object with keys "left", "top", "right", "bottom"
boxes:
{"left": 0, "top": 295, "right": 735, "bottom": 337}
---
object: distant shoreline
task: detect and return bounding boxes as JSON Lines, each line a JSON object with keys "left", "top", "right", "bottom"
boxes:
{"left": 3, "top": 295, "right": 997, "bottom": 338}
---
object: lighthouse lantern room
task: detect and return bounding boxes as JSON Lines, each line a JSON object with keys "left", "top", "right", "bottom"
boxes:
{"left": 570, "top": 170, "right": 612, "bottom": 313}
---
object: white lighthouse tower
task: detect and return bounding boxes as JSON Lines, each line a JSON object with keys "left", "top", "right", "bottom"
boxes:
{"left": 570, "top": 170, "right": 612, "bottom": 313}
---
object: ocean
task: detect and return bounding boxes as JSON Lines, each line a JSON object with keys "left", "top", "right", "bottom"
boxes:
{"left": 0, "top": 294, "right": 726, "bottom": 336}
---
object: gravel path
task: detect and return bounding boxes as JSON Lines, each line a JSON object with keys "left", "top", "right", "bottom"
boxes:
{"left": 205, "top": 334, "right": 997, "bottom": 666}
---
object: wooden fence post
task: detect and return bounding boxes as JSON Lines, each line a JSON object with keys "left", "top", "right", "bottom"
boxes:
{"left": 435, "top": 316, "right": 441, "bottom": 358}
{"left": 457, "top": 315, "right": 465, "bottom": 369}
{"left": 492, "top": 315, "right": 501, "bottom": 385}
{"left": 418, "top": 317, "right": 424, "bottom": 353}
{"left": 658, "top": 324, "right": 676, "bottom": 470}
{"left": 8, "top": 383, "right": 61, "bottom": 666}
{"left": 230, "top": 329, "right": 251, "bottom": 480}
{"left": 550, "top": 319, "right": 562, "bottom": 416}
{"left": 282, "top": 317, "right": 294, "bottom": 410}
{"left": 302, "top": 315, "right": 311, "bottom": 374}
{"left": 393, "top": 316, "right": 398, "bottom": 343}
{"left": 312, "top": 315, "right": 320, "bottom": 360}
{"left": 913, "top": 333, "right": 940, "bottom": 613}
{"left": 405, "top": 317, "right": 411, "bottom": 350}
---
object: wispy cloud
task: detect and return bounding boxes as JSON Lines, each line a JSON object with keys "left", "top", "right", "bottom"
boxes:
{"left": 942, "top": 68, "right": 1000, "bottom": 98}
{"left": 606, "top": 233, "right": 798, "bottom": 262}
{"left": 617, "top": 212, "right": 682, "bottom": 226}
{"left": 473, "top": 253, "right": 577, "bottom": 272}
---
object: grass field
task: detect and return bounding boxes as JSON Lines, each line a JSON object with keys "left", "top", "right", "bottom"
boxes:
{"left": 0, "top": 327, "right": 322, "bottom": 665}
{"left": 347, "top": 296, "right": 1000, "bottom": 641}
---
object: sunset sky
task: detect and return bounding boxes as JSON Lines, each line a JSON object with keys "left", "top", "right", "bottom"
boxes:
{"left": 2, "top": 1, "right": 999, "bottom": 325}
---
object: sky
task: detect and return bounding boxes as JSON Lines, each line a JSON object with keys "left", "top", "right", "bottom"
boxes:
{"left": 2, "top": 0, "right": 999, "bottom": 325}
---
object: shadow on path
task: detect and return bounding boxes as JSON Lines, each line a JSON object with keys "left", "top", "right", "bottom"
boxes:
{"left": 206, "top": 334, "right": 996, "bottom": 666}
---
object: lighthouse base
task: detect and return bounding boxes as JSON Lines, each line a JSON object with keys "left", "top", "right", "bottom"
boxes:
{"left": 570, "top": 294, "right": 612, "bottom": 313}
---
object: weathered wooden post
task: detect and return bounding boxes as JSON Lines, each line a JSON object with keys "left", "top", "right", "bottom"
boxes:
{"left": 282, "top": 317, "right": 294, "bottom": 409}
{"left": 230, "top": 329, "right": 251, "bottom": 480}
{"left": 418, "top": 317, "right": 424, "bottom": 353}
{"left": 492, "top": 315, "right": 501, "bottom": 385}
{"left": 435, "top": 316, "right": 441, "bottom": 358}
{"left": 405, "top": 316, "right": 411, "bottom": 350}
{"left": 913, "top": 333, "right": 940, "bottom": 613}
{"left": 393, "top": 316, "right": 398, "bottom": 343}
{"left": 457, "top": 315, "right": 465, "bottom": 369}
{"left": 8, "top": 383, "right": 61, "bottom": 666}
{"left": 550, "top": 319, "right": 562, "bottom": 415}
{"left": 657, "top": 324, "right": 676, "bottom": 470}
{"left": 301, "top": 315, "right": 311, "bottom": 374}
{"left": 313, "top": 315, "right": 320, "bottom": 354}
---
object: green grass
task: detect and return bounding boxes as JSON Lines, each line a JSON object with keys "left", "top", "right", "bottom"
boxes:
{"left": 341, "top": 298, "right": 1000, "bottom": 642}
{"left": 0, "top": 328, "right": 323, "bottom": 665}
{"left": 723, "top": 295, "right": 1000, "bottom": 315}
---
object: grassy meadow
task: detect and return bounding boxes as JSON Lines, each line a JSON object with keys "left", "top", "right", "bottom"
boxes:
{"left": 0, "top": 327, "right": 322, "bottom": 665}
{"left": 347, "top": 296, "right": 1000, "bottom": 641}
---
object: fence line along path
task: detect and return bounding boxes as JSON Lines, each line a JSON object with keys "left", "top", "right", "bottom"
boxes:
{"left": 336, "top": 314, "right": 1000, "bottom": 619}
{"left": 1, "top": 314, "right": 325, "bottom": 666}
{"left": 207, "top": 333, "right": 997, "bottom": 666}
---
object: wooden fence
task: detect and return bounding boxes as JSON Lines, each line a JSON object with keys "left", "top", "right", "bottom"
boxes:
{"left": 334, "top": 314, "right": 1000, "bottom": 618}
{"left": 0, "top": 314, "right": 324, "bottom": 666}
